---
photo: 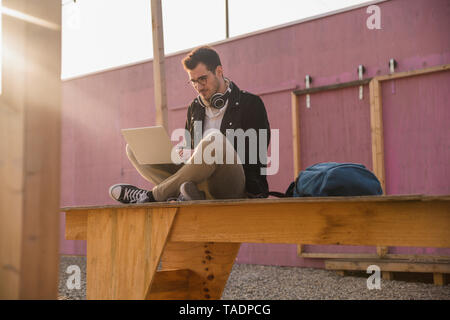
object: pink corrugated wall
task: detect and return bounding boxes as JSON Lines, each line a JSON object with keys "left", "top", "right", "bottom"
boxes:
{"left": 60, "top": 0, "right": 450, "bottom": 267}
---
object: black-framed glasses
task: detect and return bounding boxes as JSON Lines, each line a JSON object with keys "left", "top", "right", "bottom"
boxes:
{"left": 188, "top": 74, "right": 209, "bottom": 87}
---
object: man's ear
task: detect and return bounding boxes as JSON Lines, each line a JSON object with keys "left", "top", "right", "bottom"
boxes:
{"left": 215, "top": 65, "right": 224, "bottom": 78}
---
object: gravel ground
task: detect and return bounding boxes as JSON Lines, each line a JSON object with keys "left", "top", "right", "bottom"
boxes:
{"left": 59, "top": 255, "right": 450, "bottom": 300}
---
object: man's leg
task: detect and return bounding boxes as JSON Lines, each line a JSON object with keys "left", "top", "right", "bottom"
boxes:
{"left": 109, "top": 145, "right": 183, "bottom": 204}
{"left": 152, "top": 131, "right": 246, "bottom": 201}
{"left": 126, "top": 144, "right": 182, "bottom": 185}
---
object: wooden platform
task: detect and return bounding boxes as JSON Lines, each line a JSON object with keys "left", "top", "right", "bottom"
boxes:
{"left": 63, "top": 195, "right": 450, "bottom": 299}
{"left": 325, "top": 258, "right": 450, "bottom": 285}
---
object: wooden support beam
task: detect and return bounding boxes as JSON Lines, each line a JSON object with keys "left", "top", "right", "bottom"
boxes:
{"left": 375, "top": 64, "right": 450, "bottom": 82}
{"left": 146, "top": 269, "right": 194, "bottom": 300}
{"left": 86, "top": 207, "right": 177, "bottom": 299}
{"left": 377, "top": 246, "right": 389, "bottom": 257}
{"left": 433, "top": 273, "right": 446, "bottom": 286}
{"left": 151, "top": 0, "right": 168, "bottom": 130}
{"left": 382, "top": 271, "right": 394, "bottom": 281}
{"left": 0, "top": 0, "right": 61, "bottom": 300}
{"left": 293, "top": 78, "right": 372, "bottom": 96}
{"left": 159, "top": 242, "right": 240, "bottom": 300}
{"left": 369, "top": 78, "right": 385, "bottom": 192}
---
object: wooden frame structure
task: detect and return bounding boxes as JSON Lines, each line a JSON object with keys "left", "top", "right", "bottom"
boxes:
{"left": 291, "top": 63, "right": 450, "bottom": 266}
{"left": 151, "top": 0, "right": 168, "bottom": 130}
{"left": 63, "top": 195, "right": 450, "bottom": 299}
{"left": 0, "top": 0, "right": 62, "bottom": 299}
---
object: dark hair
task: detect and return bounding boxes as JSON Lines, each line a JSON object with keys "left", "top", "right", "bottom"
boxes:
{"left": 182, "top": 46, "right": 222, "bottom": 72}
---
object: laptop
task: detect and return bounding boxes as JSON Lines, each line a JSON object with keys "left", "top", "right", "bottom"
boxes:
{"left": 121, "top": 126, "right": 182, "bottom": 164}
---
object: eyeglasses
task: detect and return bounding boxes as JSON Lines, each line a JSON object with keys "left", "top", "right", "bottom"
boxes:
{"left": 188, "top": 74, "right": 209, "bottom": 87}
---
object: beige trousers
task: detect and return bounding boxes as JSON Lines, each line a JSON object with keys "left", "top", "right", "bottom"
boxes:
{"left": 126, "top": 131, "right": 247, "bottom": 201}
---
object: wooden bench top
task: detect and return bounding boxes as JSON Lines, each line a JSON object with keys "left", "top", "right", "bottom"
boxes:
{"left": 63, "top": 195, "right": 450, "bottom": 248}
{"left": 62, "top": 194, "right": 450, "bottom": 211}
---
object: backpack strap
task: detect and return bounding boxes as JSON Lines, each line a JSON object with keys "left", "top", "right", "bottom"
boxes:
{"left": 267, "top": 191, "right": 287, "bottom": 198}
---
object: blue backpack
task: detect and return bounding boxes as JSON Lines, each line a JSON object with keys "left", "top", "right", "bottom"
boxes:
{"left": 270, "top": 162, "right": 383, "bottom": 198}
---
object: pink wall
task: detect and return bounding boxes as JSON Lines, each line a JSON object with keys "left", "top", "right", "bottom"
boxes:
{"left": 60, "top": 0, "right": 450, "bottom": 267}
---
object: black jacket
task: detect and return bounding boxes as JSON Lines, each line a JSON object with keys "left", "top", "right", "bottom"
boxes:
{"left": 184, "top": 81, "right": 271, "bottom": 197}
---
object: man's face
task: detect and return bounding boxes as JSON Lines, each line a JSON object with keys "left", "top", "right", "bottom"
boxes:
{"left": 187, "top": 63, "right": 221, "bottom": 101}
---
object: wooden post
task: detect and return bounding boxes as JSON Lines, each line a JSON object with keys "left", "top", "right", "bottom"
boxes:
{"left": 369, "top": 78, "right": 390, "bottom": 269}
{"left": 291, "top": 92, "right": 301, "bottom": 179}
{"left": 86, "top": 208, "right": 178, "bottom": 299}
{"left": 225, "top": 0, "right": 229, "bottom": 38}
{"left": 291, "top": 92, "right": 304, "bottom": 257}
{"left": 369, "top": 78, "right": 385, "bottom": 192}
{"left": 433, "top": 273, "right": 445, "bottom": 286}
{"left": 0, "top": 0, "right": 61, "bottom": 299}
{"left": 151, "top": 0, "right": 168, "bottom": 130}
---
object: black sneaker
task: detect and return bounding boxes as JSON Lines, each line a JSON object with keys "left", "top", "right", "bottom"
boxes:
{"left": 109, "top": 184, "right": 155, "bottom": 204}
{"left": 178, "top": 181, "right": 206, "bottom": 201}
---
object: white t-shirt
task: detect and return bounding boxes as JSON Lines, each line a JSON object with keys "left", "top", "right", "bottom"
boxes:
{"left": 203, "top": 100, "right": 229, "bottom": 136}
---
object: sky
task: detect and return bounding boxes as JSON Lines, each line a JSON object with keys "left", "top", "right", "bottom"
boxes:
{"left": 61, "top": 0, "right": 375, "bottom": 79}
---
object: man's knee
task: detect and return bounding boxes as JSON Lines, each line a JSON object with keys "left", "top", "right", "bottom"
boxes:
{"left": 199, "top": 130, "right": 234, "bottom": 158}
{"left": 125, "top": 144, "right": 134, "bottom": 159}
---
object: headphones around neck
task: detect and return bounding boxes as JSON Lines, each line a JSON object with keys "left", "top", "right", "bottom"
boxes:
{"left": 200, "top": 78, "right": 233, "bottom": 109}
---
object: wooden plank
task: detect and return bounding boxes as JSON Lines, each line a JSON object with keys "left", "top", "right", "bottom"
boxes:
{"left": 146, "top": 269, "right": 193, "bottom": 300}
{"left": 325, "top": 259, "right": 450, "bottom": 273}
{"left": 0, "top": 0, "right": 61, "bottom": 300}
{"left": 293, "top": 78, "right": 372, "bottom": 95}
{"left": 151, "top": 0, "right": 168, "bottom": 130}
{"left": 375, "top": 64, "right": 450, "bottom": 82}
{"left": 65, "top": 211, "right": 87, "bottom": 240}
{"left": 369, "top": 78, "right": 385, "bottom": 192}
{"left": 86, "top": 207, "right": 177, "bottom": 299}
{"left": 61, "top": 194, "right": 450, "bottom": 212}
{"left": 384, "top": 254, "right": 450, "bottom": 263}
{"left": 299, "top": 252, "right": 450, "bottom": 263}
{"left": 168, "top": 199, "right": 450, "bottom": 247}
{"left": 158, "top": 242, "right": 241, "bottom": 300}
{"left": 301, "top": 252, "right": 380, "bottom": 259}
{"left": 292, "top": 65, "right": 450, "bottom": 98}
